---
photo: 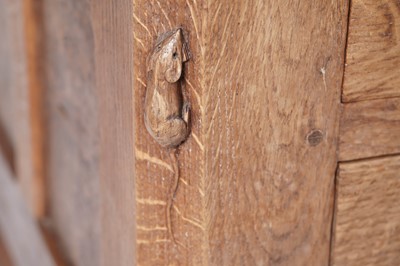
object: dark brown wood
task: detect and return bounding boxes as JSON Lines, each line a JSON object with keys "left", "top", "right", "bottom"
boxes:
{"left": 342, "top": 0, "right": 400, "bottom": 102}
{"left": 91, "top": 0, "right": 136, "bottom": 265}
{"left": 339, "top": 98, "right": 400, "bottom": 161}
{"left": 133, "top": 0, "right": 349, "bottom": 265}
{"left": 332, "top": 156, "right": 400, "bottom": 265}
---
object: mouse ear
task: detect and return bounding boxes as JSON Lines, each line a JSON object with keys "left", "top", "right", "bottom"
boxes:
{"left": 182, "top": 42, "right": 189, "bottom": 62}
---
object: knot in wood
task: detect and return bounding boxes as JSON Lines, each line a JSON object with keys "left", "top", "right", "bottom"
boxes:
{"left": 307, "top": 129, "right": 324, "bottom": 146}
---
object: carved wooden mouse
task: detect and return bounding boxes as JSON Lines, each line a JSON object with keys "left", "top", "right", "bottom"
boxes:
{"left": 144, "top": 28, "right": 190, "bottom": 148}
{"left": 144, "top": 28, "right": 190, "bottom": 245}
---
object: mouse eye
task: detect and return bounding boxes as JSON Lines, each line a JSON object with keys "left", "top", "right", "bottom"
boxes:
{"left": 172, "top": 51, "right": 178, "bottom": 59}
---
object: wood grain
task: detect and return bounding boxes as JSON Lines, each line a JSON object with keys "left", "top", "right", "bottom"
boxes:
{"left": 339, "top": 97, "right": 400, "bottom": 161}
{"left": 133, "top": 0, "right": 348, "bottom": 265}
{"left": 342, "top": 0, "right": 400, "bottom": 102}
{"left": 0, "top": 150, "right": 54, "bottom": 266}
{"left": 91, "top": 1, "right": 136, "bottom": 265}
{"left": 332, "top": 156, "right": 400, "bottom": 265}
{"left": 41, "top": 1, "right": 101, "bottom": 265}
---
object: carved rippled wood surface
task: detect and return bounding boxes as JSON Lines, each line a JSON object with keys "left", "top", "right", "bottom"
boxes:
{"left": 134, "top": 0, "right": 348, "bottom": 265}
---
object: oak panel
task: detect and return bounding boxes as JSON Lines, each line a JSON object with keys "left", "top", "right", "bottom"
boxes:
{"left": 332, "top": 156, "right": 400, "bottom": 265}
{"left": 133, "top": 0, "right": 348, "bottom": 265}
{"left": 343, "top": 0, "right": 400, "bottom": 102}
{"left": 339, "top": 98, "right": 400, "bottom": 161}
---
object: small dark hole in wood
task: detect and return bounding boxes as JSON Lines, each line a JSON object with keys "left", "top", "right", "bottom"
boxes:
{"left": 307, "top": 130, "right": 324, "bottom": 146}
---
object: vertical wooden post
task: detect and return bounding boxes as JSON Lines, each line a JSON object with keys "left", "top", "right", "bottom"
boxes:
{"left": 91, "top": 1, "right": 137, "bottom": 265}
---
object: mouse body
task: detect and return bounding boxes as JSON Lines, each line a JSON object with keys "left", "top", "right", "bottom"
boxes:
{"left": 144, "top": 28, "right": 190, "bottom": 148}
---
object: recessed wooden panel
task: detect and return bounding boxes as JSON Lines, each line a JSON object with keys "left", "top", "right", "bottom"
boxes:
{"left": 343, "top": 0, "right": 400, "bottom": 102}
{"left": 332, "top": 156, "right": 400, "bottom": 265}
{"left": 339, "top": 97, "right": 400, "bottom": 161}
{"left": 134, "top": 0, "right": 348, "bottom": 264}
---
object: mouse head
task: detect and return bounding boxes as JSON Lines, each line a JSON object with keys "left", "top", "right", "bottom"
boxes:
{"left": 147, "top": 28, "right": 189, "bottom": 83}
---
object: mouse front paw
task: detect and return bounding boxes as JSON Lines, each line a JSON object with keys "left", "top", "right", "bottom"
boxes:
{"left": 182, "top": 102, "right": 190, "bottom": 124}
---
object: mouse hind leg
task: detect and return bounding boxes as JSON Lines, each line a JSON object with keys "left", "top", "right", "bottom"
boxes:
{"left": 156, "top": 117, "right": 188, "bottom": 148}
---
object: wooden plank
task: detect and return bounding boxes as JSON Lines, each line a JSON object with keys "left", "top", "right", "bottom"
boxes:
{"left": 91, "top": 1, "right": 136, "bottom": 265}
{"left": 339, "top": 97, "right": 400, "bottom": 161}
{"left": 332, "top": 156, "right": 400, "bottom": 265}
{"left": 0, "top": 151, "right": 54, "bottom": 266}
{"left": 342, "top": 0, "right": 400, "bottom": 102}
{"left": 133, "top": 0, "right": 348, "bottom": 264}
{"left": 41, "top": 1, "right": 101, "bottom": 265}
